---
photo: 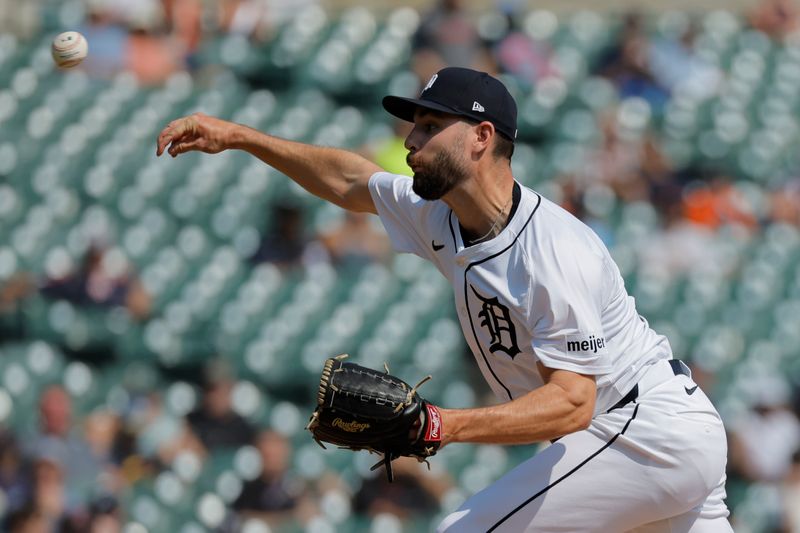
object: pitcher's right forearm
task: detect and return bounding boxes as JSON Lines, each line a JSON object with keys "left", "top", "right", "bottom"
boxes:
{"left": 231, "top": 124, "right": 380, "bottom": 214}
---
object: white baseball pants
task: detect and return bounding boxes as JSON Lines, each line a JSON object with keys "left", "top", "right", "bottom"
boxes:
{"left": 437, "top": 359, "right": 733, "bottom": 533}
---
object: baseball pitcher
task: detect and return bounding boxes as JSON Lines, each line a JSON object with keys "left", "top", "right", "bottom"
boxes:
{"left": 157, "top": 67, "right": 732, "bottom": 532}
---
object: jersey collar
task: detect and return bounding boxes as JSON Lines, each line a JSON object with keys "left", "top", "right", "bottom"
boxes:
{"left": 449, "top": 181, "right": 541, "bottom": 260}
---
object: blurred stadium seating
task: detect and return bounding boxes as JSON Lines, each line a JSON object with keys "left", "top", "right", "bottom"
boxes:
{"left": 1, "top": 1, "right": 800, "bottom": 532}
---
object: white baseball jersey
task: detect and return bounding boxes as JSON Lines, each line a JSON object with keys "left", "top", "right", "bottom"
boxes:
{"left": 368, "top": 172, "right": 671, "bottom": 414}
{"left": 367, "top": 172, "right": 731, "bottom": 532}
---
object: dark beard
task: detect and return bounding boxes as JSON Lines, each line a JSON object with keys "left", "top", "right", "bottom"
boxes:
{"left": 411, "top": 149, "right": 469, "bottom": 200}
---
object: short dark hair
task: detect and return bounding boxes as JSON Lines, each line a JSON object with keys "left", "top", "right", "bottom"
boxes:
{"left": 462, "top": 118, "right": 515, "bottom": 161}
{"left": 493, "top": 132, "right": 514, "bottom": 161}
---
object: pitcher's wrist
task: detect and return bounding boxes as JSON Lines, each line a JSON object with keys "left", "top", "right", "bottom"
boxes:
{"left": 227, "top": 123, "right": 250, "bottom": 151}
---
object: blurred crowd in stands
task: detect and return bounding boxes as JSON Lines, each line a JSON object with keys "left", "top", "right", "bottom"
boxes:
{"left": 0, "top": 357, "right": 451, "bottom": 532}
{"left": 2, "top": 0, "right": 800, "bottom": 531}
{"left": 0, "top": 0, "right": 320, "bottom": 83}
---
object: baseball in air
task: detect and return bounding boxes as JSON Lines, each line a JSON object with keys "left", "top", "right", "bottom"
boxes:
{"left": 51, "top": 31, "right": 88, "bottom": 68}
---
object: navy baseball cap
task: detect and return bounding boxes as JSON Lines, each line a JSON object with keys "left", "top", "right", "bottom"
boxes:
{"left": 383, "top": 67, "right": 518, "bottom": 141}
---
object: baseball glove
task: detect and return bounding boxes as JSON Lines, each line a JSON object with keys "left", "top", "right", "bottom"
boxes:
{"left": 306, "top": 355, "right": 443, "bottom": 481}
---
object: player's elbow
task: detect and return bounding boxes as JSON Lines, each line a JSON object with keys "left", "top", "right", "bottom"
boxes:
{"left": 571, "top": 400, "right": 595, "bottom": 431}
{"left": 555, "top": 379, "right": 596, "bottom": 433}
{"left": 559, "top": 398, "right": 593, "bottom": 433}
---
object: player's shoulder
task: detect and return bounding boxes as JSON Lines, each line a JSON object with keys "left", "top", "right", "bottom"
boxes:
{"left": 370, "top": 171, "right": 417, "bottom": 202}
{"left": 523, "top": 189, "right": 581, "bottom": 236}
{"left": 369, "top": 170, "right": 409, "bottom": 195}
{"left": 528, "top": 190, "right": 583, "bottom": 227}
{"left": 523, "top": 187, "right": 607, "bottom": 258}
{"left": 369, "top": 171, "right": 451, "bottom": 223}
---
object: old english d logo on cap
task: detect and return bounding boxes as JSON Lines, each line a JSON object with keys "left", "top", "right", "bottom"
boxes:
{"left": 423, "top": 74, "right": 438, "bottom": 92}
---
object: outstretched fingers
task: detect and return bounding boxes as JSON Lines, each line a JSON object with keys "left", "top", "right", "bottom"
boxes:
{"left": 167, "top": 139, "right": 202, "bottom": 157}
{"left": 156, "top": 120, "right": 178, "bottom": 156}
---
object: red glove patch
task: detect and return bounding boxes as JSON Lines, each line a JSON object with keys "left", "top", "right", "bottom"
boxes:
{"left": 424, "top": 403, "right": 443, "bottom": 443}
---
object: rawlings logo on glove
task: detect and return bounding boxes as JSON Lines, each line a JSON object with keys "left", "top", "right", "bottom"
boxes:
{"left": 332, "top": 419, "right": 371, "bottom": 432}
{"left": 306, "top": 355, "right": 443, "bottom": 481}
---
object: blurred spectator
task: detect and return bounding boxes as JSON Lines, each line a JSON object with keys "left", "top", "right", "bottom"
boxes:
{"left": 23, "top": 386, "right": 108, "bottom": 515}
{"left": 87, "top": 495, "right": 122, "bottom": 533}
{"left": 637, "top": 218, "right": 721, "bottom": 277}
{"left": 250, "top": 204, "right": 323, "bottom": 270}
{"left": 0, "top": 275, "right": 30, "bottom": 311}
{"left": 125, "top": 18, "right": 183, "bottom": 85}
{"left": 412, "top": 0, "right": 492, "bottom": 81}
{"left": 39, "top": 245, "right": 152, "bottom": 321}
{"left": 352, "top": 457, "right": 447, "bottom": 520}
{"left": 782, "top": 449, "right": 800, "bottom": 532}
{"left": 565, "top": 112, "right": 673, "bottom": 206}
{"left": 83, "top": 410, "right": 124, "bottom": 495}
{"left": 769, "top": 178, "right": 800, "bottom": 226}
{"left": 78, "top": 3, "right": 129, "bottom": 79}
{"left": 648, "top": 20, "right": 722, "bottom": 101}
{"left": 681, "top": 177, "right": 759, "bottom": 231}
{"left": 163, "top": 0, "right": 203, "bottom": 63}
{"left": 556, "top": 181, "right": 615, "bottom": 247}
{"left": 318, "top": 212, "right": 393, "bottom": 269}
{"left": 591, "top": 111, "right": 653, "bottom": 199}
{"left": 728, "top": 375, "right": 800, "bottom": 483}
{"left": 76, "top": 0, "right": 183, "bottom": 83}
{"left": 128, "top": 391, "right": 203, "bottom": 471}
{"left": 595, "top": 12, "right": 670, "bottom": 112}
{"left": 492, "top": 13, "right": 559, "bottom": 90}
{"left": 25, "top": 454, "right": 70, "bottom": 531}
{"left": 636, "top": 174, "right": 741, "bottom": 277}
{"left": 0, "top": 0, "right": 41, "bottom": 37}
{"left": 187, "top": 361, "right": 256, "bottom": 452}
{"left": 0, "top": 431, "right": 31, "bottom": 515}
{"left": 84, "top": 411, "right": 121, "bottom": 466}
{"left": 748, "top": 0, "right": 800, "bottom": 39}
{"left": 233, "top": 430, "right": 309, "bottom": 525}
{"left": 89, "top": 0, "right": 164, "bottom": 25}
{"left": 4, "top": 505, "right": 51, "bottom": 533}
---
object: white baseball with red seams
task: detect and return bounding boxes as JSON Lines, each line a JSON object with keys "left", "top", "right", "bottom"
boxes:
{"left": 51, "top": 31, "right": 88, "bottom": 69}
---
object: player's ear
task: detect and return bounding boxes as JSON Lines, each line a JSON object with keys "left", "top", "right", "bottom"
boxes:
{"left": 472, "top": 121, "right": 495, "bottom": 155}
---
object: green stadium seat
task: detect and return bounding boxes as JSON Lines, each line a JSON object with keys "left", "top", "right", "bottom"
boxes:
{"left": 556, "top": 108, "right": 598, "bottom": 143}
{"left": 351, "top": 8, "right": 418, "bottom": 95}
{"left": 0, "top": 385, "right": 15, "bottom": 429}
{"left": 269, "top": 401, "right": 305, "bottom": 440}
{"left": 691, "top": 324, "right": 746, "bottom": 373}
{"left": 578, "top": 76, "right": 618, "bottom": 112}
{"left": 521, "top": 10, "right": 559, "bottom": 43}
{"left": 230, "top": 379, "right": 270, "bottom": 424}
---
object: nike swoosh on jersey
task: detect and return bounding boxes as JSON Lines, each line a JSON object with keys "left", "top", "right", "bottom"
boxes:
{"left": 685, "top": 385, "right": 698, "bottom": 395}
{"left": 432, "top": 241, "right": 445, "bottom": 251}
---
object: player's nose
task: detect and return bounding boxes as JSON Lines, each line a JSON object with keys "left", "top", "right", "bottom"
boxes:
{"left": 404, "top": 128, "right": 419, "bottom": 152}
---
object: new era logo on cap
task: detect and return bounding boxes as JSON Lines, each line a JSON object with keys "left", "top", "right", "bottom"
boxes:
{"left": 382, "top": 67, "right": 518, "bottom": 140}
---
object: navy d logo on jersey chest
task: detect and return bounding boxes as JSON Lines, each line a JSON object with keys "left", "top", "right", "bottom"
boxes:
{"left": 470, "top": 285, "right": 521, "bottom": 358}
{"left": 458, "top": 263, "right": 532, "bottom": 401}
